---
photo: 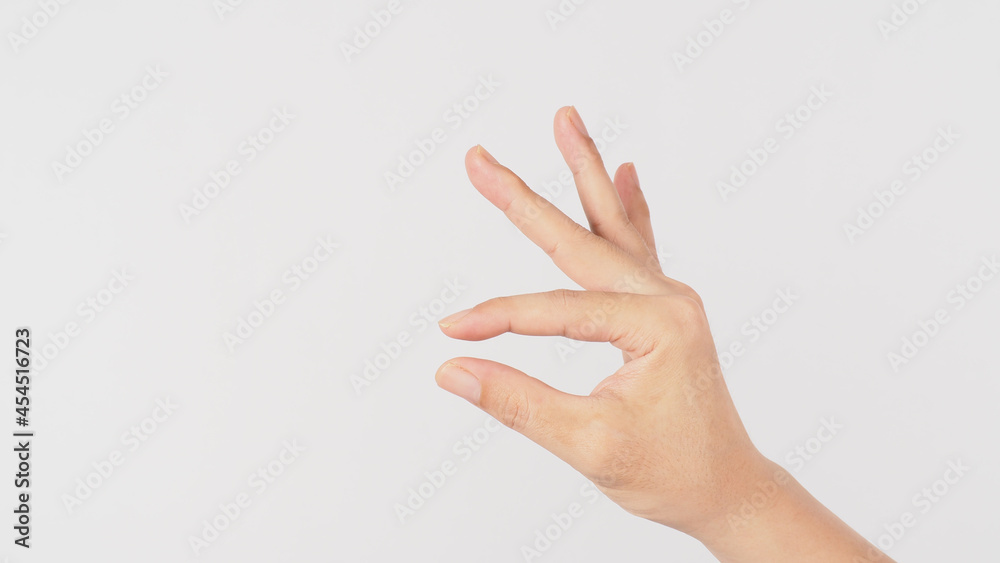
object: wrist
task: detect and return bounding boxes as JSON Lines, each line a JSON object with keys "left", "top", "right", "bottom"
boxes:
{"left": 686, "top": 454, "right": 789, "bottom": 549}
{"left": 693, "top": 457, "right": 893, "bottom": 563}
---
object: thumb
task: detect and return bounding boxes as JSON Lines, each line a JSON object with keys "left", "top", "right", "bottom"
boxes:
{"left": 435, "top": 357, "right": 590, "bottom": 463}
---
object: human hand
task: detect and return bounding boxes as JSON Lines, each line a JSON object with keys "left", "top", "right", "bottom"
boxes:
{"left": 436, "top": 107, "right": 893, "bottom": 562}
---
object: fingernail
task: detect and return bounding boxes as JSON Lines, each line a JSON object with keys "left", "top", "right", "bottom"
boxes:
{"left": 566, "top": 106, "right": 589, "bottom": 137}
{"left": 439, "top": 308, "right": 472, "bottom": 328}
{"left": 628, "top": 162, "right": 640, "bottom": 187}
{"left": 437, "top": 362, "right": 481, "bottom": 404}
{"left": 477, "top": 145, "right": 499, "bottom": 165}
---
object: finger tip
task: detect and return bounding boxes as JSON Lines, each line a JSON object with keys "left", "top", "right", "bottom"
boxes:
{"left": 465, "top": 145, "right": 501, "bottom": 175}
{"left": 436, "top": 357, "right": 463, "bottom": 378}
{"left": 464, "top": 145, "right": 484, "bottom": 171}
{"left": 613, "top": 163, "right": 635, "bottom": 199}
{"left": 434, "top": 361, "right": 454, "bottom": 386}
{"left": 554, "top": 105, "right": 574, "bottom": 131}
{"left": 614, "top": 162, "right": 632, "bottom": 180}
{"left": 437, "top": 322, "right": 463, "bottom": 338}
{"left": 627, "top": 161, "right": 640, "bottom": 187}
{"left": 436, "top": 360, "right": 483, "bottom": 404}
{"left": 615, "top": 162, "right": 641, "bottom": 194}
{"left": 464, "top": 149, "right": 490, "bottom": 188}
{"left": 463, "top": 164, "right": 514, "bottom": 211}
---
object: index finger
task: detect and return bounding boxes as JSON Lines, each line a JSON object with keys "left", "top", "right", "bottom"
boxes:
{"left": 466, "top": 145, "right": 660, "bottom": 293}
{"left": 439, "top": 289, "right": 670, "bottom": 358}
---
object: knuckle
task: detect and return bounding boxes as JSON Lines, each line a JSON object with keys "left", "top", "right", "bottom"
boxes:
{"left": 477, "top": 296, "right": 502, "bottom": 316}
{"left": 492, "top": 389, "right": 532, "bottom": 433}
{"left": 549, "top": 224, "right": 591, "bottom": 258}
{"left": 675, "top": 284, "right": 705, "bottom": 310}
{"left": 484, "top": 294, "right": 514, "bottom": 314}
{"left": 544, "top": 238, "right": 562, "bottom": 258}
{"left": 670, "top": 292, "right": 705, "bottom": 320}
{"left": 652, "top": 293, "right": 706, "bottom": 331}
{"left": 551, "top": 288, "right": 581, "bottom": 310}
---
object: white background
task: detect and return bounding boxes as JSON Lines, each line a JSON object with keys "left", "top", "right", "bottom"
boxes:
{"left": 1, "top": 0, "right": 998, "bottom": 561}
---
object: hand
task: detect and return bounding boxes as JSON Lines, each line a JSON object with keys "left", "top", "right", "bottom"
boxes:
{"left": 436, "top": 107, "right": 893, "bottom": 563}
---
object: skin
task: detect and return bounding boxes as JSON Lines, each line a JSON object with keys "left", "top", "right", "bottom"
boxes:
{"left": 435, "top": 106, "right": 895, "bottom": 563}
